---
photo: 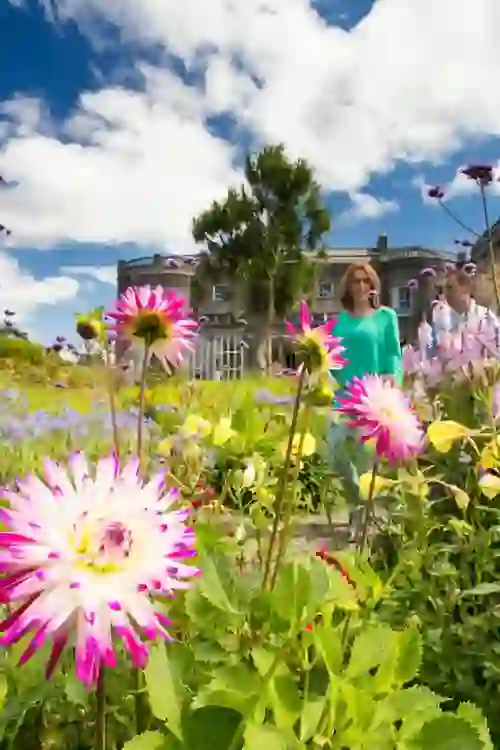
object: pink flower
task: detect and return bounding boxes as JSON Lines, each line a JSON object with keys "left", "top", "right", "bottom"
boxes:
{"left": 0, "top": 453, "right": 199, "bottom": 686}
{"left": 406, "top": 279, "right": 419, "bottom": 290}
{"left": 285, "top": 301, "right": 347, "bottom": 374}
{"left": 403, "top": 345, "right": 421, "bottom": 376}
{"left": 335, "top": 376, "right": 424, "bottom": 463}
{"left": 107, "top": 286, "right": 198, "bottom": 371}
{"left": 420, "top": 267, "right": 437, "bottom": 278}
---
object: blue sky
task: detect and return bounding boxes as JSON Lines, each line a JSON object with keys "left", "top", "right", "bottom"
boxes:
{"left": 1, "top": 0, "right": 499, "bottom": 344}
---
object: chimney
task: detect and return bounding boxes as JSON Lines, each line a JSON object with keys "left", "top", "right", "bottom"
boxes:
{"left": 376, "top": 233, "right": 388, "bottom": 251}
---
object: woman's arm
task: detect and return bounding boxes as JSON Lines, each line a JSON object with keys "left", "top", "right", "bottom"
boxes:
{"left": 380, "top": 308, "right": 402, "bottom": 381}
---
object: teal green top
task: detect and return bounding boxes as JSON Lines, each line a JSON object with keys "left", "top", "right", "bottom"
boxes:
{"left": 331, "top": 307, "right": 402, "bottom": 401}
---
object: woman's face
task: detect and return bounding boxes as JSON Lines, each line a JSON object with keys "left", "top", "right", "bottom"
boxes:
{"left": 349, "top": 269, "right": 373, "bottom": 302}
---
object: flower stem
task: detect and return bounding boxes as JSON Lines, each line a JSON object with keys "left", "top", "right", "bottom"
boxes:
{"left": 133, "top": 669, "right": 148, "bottom": 736}
{"left": 136, "top": 345, "right": 150, "bottom": 461}
{"left": 437, "top": 200, "right": 481, "bottom": 239}
{"left": 262, "top": 366, "right": 306, "bottom": 591}
{"left": 104, "top": 347, "right": 120, "bottom": 457}
{"left": 479, "top": 182, "right": 500, "bottom": 312}
{"left": 96, "top": 669, "right": 106, "bottom": 750}
{"left": 270, "top": 413, "right": 309, "bottom": 589}
{"left": 357, "top": 461, "right": 378, "bottom": 556}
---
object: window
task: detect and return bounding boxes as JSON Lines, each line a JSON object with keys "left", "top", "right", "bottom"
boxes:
{"left": 212, "top": 284, "right": 230, "bottom": 302}
{"left": 392, "top": 286, "right": 412, "bottom": 314}
{"left": 318, "top": 281, "right": 333, "bottom": 299}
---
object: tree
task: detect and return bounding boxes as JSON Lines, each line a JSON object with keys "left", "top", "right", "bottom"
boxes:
{"left": 192, "top": 144, "right": 330, "bottom": 372}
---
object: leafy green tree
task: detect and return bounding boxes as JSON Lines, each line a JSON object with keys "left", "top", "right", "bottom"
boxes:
{"left": 192, "top": 144, "right": 330, "bottom": 371}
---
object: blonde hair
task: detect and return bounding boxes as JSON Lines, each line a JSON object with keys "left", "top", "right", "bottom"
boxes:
{"left": 339, "top": 262, "right": 381, "bottom": 311}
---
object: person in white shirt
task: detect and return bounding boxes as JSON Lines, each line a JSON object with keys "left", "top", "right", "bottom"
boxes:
{"left": 443, "top": 265, "right": 500, "bottom": 333}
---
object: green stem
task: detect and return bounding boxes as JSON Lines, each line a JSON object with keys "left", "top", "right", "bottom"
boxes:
{"left": 136, "top": 345, "right": 150, "bottom": 461}
{"left": 96, "top": 669, "right": 106, "bottom": 750}
{"left": 357, "top": 461, "right": 378, "bottom": 556}
{"left": 104, "top": 347, "right": 120, "bottom": 458}
{"left": 262, "top": 366, "right": 306, "bottom": 590}
{"left": 133, "top": 669, "right": 148, "bottom": 737}
{"left": 270, "top": 411, "right": 310, "bottom": 590}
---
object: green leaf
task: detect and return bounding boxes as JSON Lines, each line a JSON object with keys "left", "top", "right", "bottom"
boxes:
{"left": 299, "top": 695, "right": 326, "bottom": 742}
{"left": 193, "top": 664, "right": 261, "bottom": 714}
{"left": 314, "top": 624, "right": 343, "bottom": 676}
{"left": 271, "top": 562, "right": 312, "bottom": 625}
{"left": 123, "top": 732, "right": 166, "bottom": 750}
{"left": 457, "top": 703, "right": 493, "bottom": 750}
{"left": 345, "top": 624, "right": 395, "bottom": 678}
{"left": 144, "top": 643, "right": 184, "bottom": 740}
{"left": 0, "top": 675, "right": 7, "bottom": 711}
{"left": 243, "top": 723, "right": 305, "bottom": 750}
{"left": 197, "top": 554, "right": 240, "bottom": 614}
{"left": 270, "top": 674, "right": 302, "bottom": 729}
{"left": 410, "top": 716, "right": 483, "bottom": 750}
{"left": 183, "top": 707, "right": 242, "bottom": 750}
{"left": 462, "top": 583, "right": 500, "bottom": 596}
{"left": 395, "top": 627, "right": 423, "bottom": 685}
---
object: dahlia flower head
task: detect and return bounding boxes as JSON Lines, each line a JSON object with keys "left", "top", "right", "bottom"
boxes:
{"left": 107, "top": 286, "right": 198, "bottom": 371}
{"left": 285, "top": 301, "right": 347, "bottom": 374}
{"left": 335, "top": 375, "right": 423, "bottom": 463}
{"left": 0, "top": 453, "right": 199, "bottom": 686}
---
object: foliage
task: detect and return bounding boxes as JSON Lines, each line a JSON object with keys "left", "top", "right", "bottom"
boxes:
{"left": 0, "top": 335, "right": 46, "bottom": 365}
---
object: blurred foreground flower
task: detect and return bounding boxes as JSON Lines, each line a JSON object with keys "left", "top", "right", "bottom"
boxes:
{"left": 0, "top": 453, "right": 198, "bottom": 686}
{"left": 76, "top": 306, "right": 106, "bottom": 342}
{"left": 285, "top": 300, "right": 346, "bottom": 374}
{"left": 107, "top": 286, "right": 198, "bottom": 371}
{"left": 336, "top": 375, "right": 423, "bottom": 463}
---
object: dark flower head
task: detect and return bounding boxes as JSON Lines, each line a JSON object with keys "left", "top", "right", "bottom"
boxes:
{"left": 4, "top": 309, "right": 14, "bottom": 317}
{"left": 428, "top": 186, "right": 445, "bottom": 200}
{"left": 462, "top": 164, "right": 493, "bottom": 184}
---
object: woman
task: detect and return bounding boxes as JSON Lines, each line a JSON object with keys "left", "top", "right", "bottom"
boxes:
{"left": 328, "top": 262, "right": 403, "bottom": 537}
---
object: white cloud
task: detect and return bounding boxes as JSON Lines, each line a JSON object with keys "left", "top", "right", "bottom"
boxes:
{"left": 3, "top": 0, "right": 500, "bottom": 250}
{"left": 340, "top": 192, "right": 399, "bottom": 223}
{"left": 0, "top": 250, "right": 79, "bottom": 321}
{"left": 61, "top": 264, "right": 116, "bottom": 285}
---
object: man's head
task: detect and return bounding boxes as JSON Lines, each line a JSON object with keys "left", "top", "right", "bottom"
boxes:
{"left": 444, "top": 269, "right": 473, "bottom": 313}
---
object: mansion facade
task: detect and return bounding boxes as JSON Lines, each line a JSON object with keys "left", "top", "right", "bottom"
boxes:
{"left": 117, "top": 235, "right": 449, "bottom": 374}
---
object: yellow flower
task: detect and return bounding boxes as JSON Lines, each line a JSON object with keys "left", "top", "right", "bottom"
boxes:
{"left": 291, "top": 432, "right": 316, "bottom": 458}
{"left": 427, "top": 420, "right": 470, "bottom": 454}
{"left": 181, "top": 414, "right": 212, "bottom": 438}
{"left": 359, "top": 473, "right": 394, "bottom": 501}
{"left": 213, "top": 418, "right": 235, "bottom": 446}
{"left": 479, "top": 438, "right": 500, "bottom": 471}
{"left": 157, "top": 437, "right": 173, "bottom": 456}
{"left": 479, "top": 472, "right": 500, "bottom": 500}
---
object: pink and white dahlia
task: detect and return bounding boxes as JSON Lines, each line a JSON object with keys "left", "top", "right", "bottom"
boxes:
{"left": 0, "top": 453, "right": 198, "bottom": 686}
{"left": 335, "top": 375, "right": 423, "bottom": 463}
{"left": 286, "top": 301, "right": 347, "bottom": 374}
{"left": 107, "top": 286, "right": 198, "bottom": 370}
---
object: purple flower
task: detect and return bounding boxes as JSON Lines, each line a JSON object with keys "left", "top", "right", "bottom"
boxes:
{"left": 428, "top": 186, "right": 445, "bottom": 200}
